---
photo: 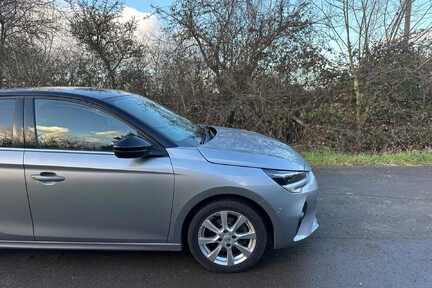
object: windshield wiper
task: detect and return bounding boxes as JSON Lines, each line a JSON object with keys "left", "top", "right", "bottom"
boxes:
{"left": 200, "top": 125, "right": 215, "bottom": 144}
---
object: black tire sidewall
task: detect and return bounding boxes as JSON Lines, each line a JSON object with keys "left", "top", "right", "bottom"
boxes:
{"left": 188, "top": 199, "right": 268, "bottom": 273}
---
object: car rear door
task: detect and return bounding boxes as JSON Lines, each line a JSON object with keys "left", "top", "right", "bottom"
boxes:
{"left": 23, "top": 97, "right": 174, "bottom": 243}
{"left": 0, "top": 97, "right": 33, "bottom": 240}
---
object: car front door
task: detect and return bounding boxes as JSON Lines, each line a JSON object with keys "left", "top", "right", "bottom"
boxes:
{"left": 24, "top": 98, "right": 174, "bottom": 243}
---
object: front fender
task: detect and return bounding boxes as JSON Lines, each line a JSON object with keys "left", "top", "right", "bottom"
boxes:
{"left": 167, "top": 186, "right": 279, "bottom": 244}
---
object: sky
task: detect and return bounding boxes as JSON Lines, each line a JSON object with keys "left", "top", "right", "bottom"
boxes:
{"left": 113, "top": 1, "right": 175, "bottom": 39}
{"left": 53, "top": 0, "right": 169, "bottom": 44}
{"left": 124, "top": 0, "right": 173, "bottom": 12}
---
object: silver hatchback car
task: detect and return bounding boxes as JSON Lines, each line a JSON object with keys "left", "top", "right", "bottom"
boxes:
{"left": 0, "top": 88, "right": 318, "bottom": 272}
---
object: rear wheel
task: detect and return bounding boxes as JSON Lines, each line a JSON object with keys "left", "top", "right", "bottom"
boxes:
{"left": 188, "top": 199, "right": 267, "bottom": 272}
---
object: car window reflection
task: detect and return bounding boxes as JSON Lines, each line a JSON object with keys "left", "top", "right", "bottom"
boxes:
{"left": 35, "top": 100, "right": 136, "bottom": 151}
{"left": 0, "top": 99, "right": 15, "bottom": 147}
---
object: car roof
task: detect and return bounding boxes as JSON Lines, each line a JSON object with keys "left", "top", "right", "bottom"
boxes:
{"left": 0, "top": 87, "right": 130, "bottom": 101}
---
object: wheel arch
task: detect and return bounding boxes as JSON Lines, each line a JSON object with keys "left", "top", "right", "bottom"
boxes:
{"left": 168, "top": 187, "right": 276, "bottom": 250}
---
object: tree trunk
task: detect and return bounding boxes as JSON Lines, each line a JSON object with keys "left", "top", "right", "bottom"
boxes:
{"left": 403, "top": 0, "right": 412, "bottom": 43}
{"left": 353, "top": 72, "right": 362, "bottom": 147}
{"left": 343, "top": 0, "right": 363, "bottom": 149}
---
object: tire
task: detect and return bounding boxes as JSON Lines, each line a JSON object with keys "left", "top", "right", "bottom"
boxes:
{"left": 188, "top": 199, "right": 268, "bottom": 273}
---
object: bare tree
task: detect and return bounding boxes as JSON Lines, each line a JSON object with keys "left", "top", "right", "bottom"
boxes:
{"left": 0, "top": 0, "right": 57, "bottom": 87}
{"left": 67, "top": 0, "right": 144, "bottom": 88}
{"left": 315, "top": 0, "right": 432, "bottom": 147}
{"left": 159, "top": 1, "right": 318, "bottom": 90}
{"left": 156, "top": 0, "right": 324, "bottom": 126}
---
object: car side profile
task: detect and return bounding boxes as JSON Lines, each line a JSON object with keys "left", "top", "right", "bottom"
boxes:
{"left": 0, "top": 88, "right": 318, "bottom": 272}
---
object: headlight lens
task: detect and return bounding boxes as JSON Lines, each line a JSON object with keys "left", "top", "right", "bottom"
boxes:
{"left": 263, "top": 169, "right": 308, "bottom": 193}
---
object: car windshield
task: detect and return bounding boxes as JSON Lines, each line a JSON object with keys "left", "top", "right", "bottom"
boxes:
{"left": 107, "top": 94, "right": 202, "bottom": 146}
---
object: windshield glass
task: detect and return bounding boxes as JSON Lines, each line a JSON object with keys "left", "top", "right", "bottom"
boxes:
{"left": 107, "top": 94, "right": 202, "bottom": 146}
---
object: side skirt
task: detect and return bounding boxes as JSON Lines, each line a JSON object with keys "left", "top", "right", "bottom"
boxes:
{"left": 0, "top": 240, "right": 182, "bottom": 251}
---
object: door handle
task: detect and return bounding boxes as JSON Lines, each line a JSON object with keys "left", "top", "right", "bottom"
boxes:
{"left": 31, "top": 172, "right": 65, "bottom": 185}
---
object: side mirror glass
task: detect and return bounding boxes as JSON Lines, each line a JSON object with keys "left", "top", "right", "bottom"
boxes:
{"left": 113, "top": 136, "right": 152, "bottom": 159}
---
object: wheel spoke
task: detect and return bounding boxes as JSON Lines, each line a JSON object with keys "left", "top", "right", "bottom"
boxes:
{"left": 198, "top": 236, "right": 219, "bottom": 245}
{"left": 234, "top": 242, "right": 252, "bottom": 258}
{"left": 207, "top": 244, "right": 223, "bottom": 262}
{"left": 235, "top": 231, "right": 256, "bottom": 240}
{"left": 203, "top": 219, "right": 221, "bottom": 234}
{"left": 220, "top": 211, "right": 229, "bottom": 231}
{"left": 232, "top": 215, "right": 247, "bottom": 231}
{"left": 226, "top": 248, "right": 234, "bottom": 266}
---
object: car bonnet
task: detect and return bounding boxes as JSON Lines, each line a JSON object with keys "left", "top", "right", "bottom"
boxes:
{"left": 197, "top": 127, "right": 309, "bottom": 171}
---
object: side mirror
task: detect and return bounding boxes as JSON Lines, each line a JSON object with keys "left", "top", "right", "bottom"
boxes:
{"left": 113, "top": 136, "right": 152, "bottom": 159}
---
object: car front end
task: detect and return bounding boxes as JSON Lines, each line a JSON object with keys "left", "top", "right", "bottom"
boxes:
{"left": 167, "top": 126, "right": 319, "bottom": 250}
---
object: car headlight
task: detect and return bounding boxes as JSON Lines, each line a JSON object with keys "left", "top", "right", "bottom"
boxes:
{"left": 263, "top": 169, "right": 308, "bottom": 193}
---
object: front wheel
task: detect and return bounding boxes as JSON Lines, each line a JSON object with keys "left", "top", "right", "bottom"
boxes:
{"left": 188, "top": 199, "right": 268, "bottom": 273}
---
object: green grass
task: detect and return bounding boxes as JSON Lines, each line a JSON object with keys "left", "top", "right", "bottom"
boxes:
{"left": 299, "top": 149, "right": 432, "bottom": 166}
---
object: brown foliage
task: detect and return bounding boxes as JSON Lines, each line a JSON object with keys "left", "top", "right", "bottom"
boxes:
{"left": 2, "top": 0, "right": 431, "bottom": 153}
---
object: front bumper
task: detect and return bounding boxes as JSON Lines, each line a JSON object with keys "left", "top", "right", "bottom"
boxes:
{"left": 261, "top": 171, "right": 319, "bottom": 249}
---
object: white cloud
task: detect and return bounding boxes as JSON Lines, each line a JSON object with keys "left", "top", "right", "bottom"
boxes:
{"left": 120, "top": 7, "right": 162, "bottom": 42}
{"left": 37, "top": 126, "right": 69, "bottom": 134}
{"left": 51, "top": 5, "right": 162, "bottom": 49}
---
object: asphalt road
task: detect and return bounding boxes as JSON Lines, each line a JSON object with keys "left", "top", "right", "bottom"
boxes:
{"left": 1, "top": 166, "right": 431, "bottom": 288}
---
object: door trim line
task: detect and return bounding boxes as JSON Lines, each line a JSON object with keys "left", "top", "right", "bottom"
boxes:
{"left": 0, "top": 240, "right": 181, "bottom": 251}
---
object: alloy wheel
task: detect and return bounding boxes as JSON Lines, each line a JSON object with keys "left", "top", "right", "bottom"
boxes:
{"left": 197, "top": 210, "right": 257, "bottom": 266}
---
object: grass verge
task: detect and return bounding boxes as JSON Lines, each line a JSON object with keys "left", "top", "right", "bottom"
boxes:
{"left": 299, "top": 149, "right": 432, "bottom": 166}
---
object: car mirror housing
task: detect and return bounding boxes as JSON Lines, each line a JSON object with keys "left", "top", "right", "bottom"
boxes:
{"left": 113, "top": 136, "right": 152, "bottom": 158}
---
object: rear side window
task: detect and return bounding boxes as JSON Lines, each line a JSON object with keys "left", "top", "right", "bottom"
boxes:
{"left": 34, "top": 99, "right": 137, "bottom": 151}
{"left": 0, "top": 99, "right": 15, "bottom": 147}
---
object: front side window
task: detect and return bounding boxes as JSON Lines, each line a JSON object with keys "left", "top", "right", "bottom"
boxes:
{"left": 0, "top": 99, "right": 15, "bottom": 147}
{"left": 35, "top": 99, "right": 136, "bottom": 151}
